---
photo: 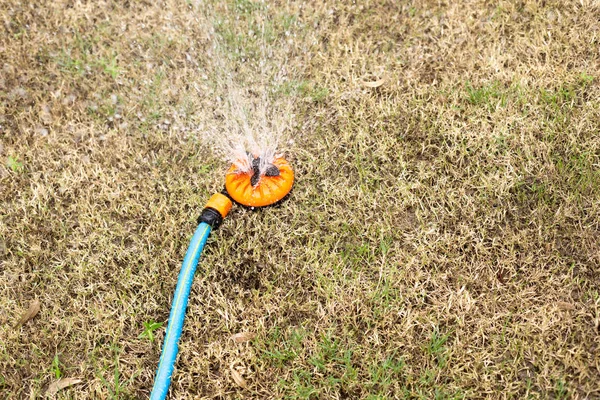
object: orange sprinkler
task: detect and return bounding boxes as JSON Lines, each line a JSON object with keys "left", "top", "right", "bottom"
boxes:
{"left": 151, "top": 155, "right": 293, "bottom": 399}
{"left": 225, "top": 155, "right": 294, "bottom": 207}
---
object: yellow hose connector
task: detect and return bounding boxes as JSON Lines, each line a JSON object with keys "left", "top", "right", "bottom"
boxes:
{"left": 204, "top": 193, "right": 233, "bottom": 218}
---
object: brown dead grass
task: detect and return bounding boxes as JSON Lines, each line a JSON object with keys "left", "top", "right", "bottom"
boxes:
{"left": 1, "top": 0, "right": 599, "bottom": 399}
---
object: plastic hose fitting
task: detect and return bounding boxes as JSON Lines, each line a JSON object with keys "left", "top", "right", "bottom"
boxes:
{"left": 198, "top": 192, "right": 233, "bottom": 228}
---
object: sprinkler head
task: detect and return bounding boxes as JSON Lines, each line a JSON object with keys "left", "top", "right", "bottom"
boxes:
{"left": 250, "top": 156, "right": 280, "bottom": 186}
{"left": 225, "top": 155, "right": 294, "bottom": 207}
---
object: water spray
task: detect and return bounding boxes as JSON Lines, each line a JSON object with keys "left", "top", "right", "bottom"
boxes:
{"left": 150, "top": 155, "right": 294, "bottom": 399}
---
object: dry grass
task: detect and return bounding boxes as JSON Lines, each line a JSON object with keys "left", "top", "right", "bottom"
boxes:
{"left": 1, "top": 0, "right": 600, "bottom": 399}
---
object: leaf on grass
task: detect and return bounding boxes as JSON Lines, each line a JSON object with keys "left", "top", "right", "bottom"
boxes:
{"left": 230, "top": 368, "right": 247, "bottom": 389}
{"left": 14, "top": 299, "right": 41, "bottom": 328}
{"left": 230, "top": 332, "right": 256, "bottom": 343}
{"left": 362, "top": 78, "right": 385, "bottom": 88}
{"left": 46, "top": 378, "right": 82, "bottom": 396}
{"left": 557, "top": 301, "right": 575, "bottom": 311}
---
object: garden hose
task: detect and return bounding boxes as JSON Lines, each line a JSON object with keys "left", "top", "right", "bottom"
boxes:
{"left": 150, "top": 156, "right": 293, "bottom": 399}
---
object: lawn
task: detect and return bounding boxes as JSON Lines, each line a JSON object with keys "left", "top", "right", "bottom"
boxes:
{"left": 1, "top": 0, "right": 599, "bottom": 398}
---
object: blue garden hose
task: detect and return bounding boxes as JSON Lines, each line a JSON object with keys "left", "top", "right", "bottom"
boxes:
{"left": 148, "top": 158, "right": 293, "bottom": 398}
{"left": 150, "top": 222, "right": 212, "bottom": 400}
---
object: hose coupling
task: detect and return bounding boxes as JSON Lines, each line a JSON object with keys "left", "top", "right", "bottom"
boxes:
{"left": 198, "top": 192, "right": 233, "bottom": 228}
